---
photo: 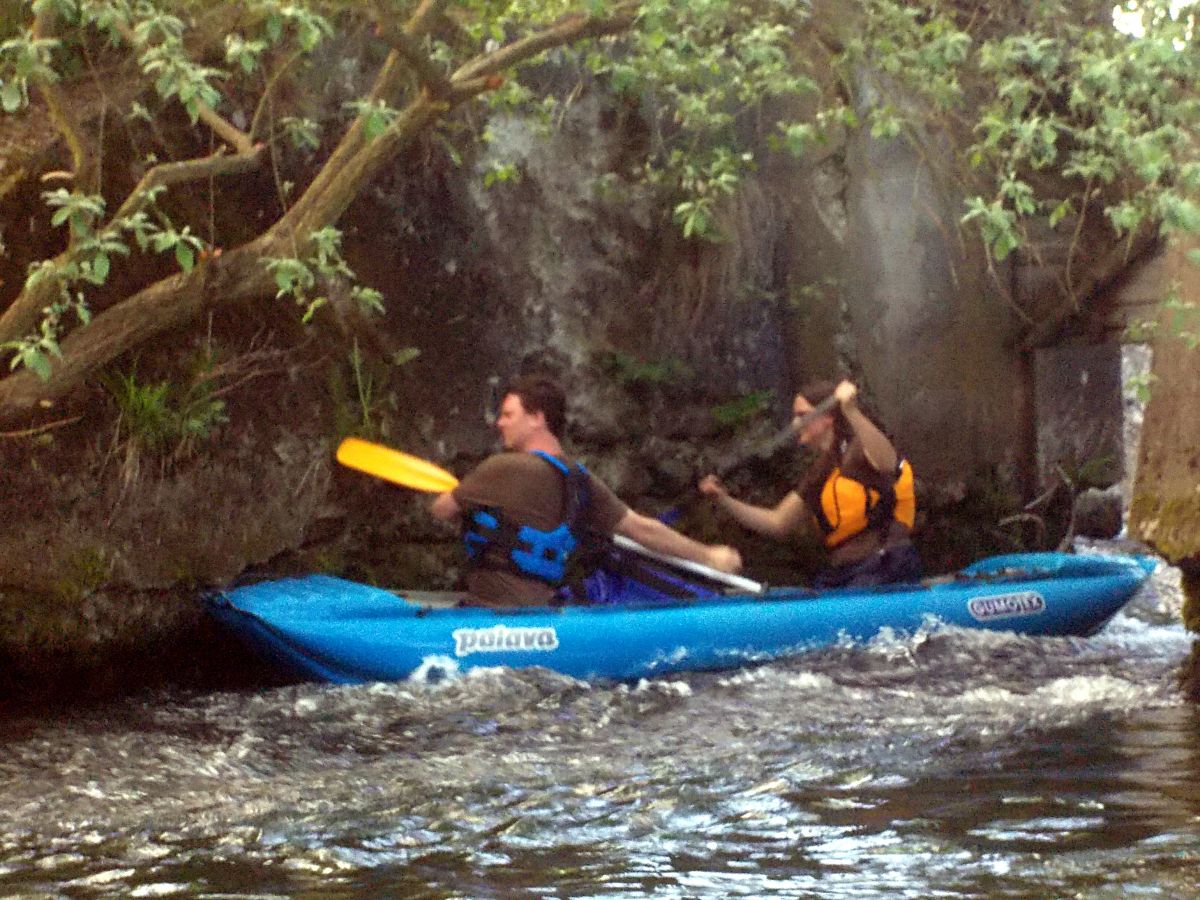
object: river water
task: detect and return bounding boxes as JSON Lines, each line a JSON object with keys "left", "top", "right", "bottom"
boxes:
{"left": 1, "top": 555, "right": 1197, "bottom": 898}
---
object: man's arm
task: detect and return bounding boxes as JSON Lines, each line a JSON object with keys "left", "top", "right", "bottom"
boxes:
{"left": 614, "top": 509, "right": 743, "bottom": 573}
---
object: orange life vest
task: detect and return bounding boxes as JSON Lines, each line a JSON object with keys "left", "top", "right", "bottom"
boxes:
{"left": 815, "top": 459, "right": 916, "bottom": 548}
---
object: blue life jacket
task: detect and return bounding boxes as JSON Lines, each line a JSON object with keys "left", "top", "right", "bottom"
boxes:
{"left": 462, "top": 451, "right": 591, "bottom": 585}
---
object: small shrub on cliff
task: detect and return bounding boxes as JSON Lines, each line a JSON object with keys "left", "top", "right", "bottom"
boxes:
{"left": 102, "top": 369, "right": 227, "bottom": 461}
{"left": 711, "top": 391, "right": 773, "bottom": 429}
{"left": 602, "top": 350, "right": 693, "bottom": 392}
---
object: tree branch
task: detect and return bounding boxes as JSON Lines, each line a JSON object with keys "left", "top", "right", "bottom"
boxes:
{"left": 0, "top": 1, "right": 640, "bottom": 426}
{"left": 451, "top": 8, "right": 637, "bottom": 84}
{"left": 109, "top": 19, "right": 255, "bottom": 155}
{"left": 448, "top": 75, "right": 510, "bottom": 104}
{"left": 31, "top": 10, "right": 99, "bottom": 199}
{"left": 108, "top": 144, "right": 265, "bottom": 226}
{"left": 288, "top": 0, "right": 449, "bottom": 225}
{"left": 406, "top": 0, "right": 451, "bottom": 37}
{"left": 0, "top": 241, "right": 272, "bottom": 422}
{"left": 1017, "top": 223, "right": 1160, "bottom": 350}
{"left": 0, "top": 145, "right": 264, "bottom": 348}
{"left": 372, "top": 10, "right": 453, "bottom": 99}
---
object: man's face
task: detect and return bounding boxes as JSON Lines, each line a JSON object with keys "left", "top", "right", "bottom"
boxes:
{"left": 496, "top": 393, "right": 543, "bottom": 451}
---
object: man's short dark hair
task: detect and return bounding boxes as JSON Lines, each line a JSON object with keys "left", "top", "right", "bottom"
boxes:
{"left": 507, "top": 374, "right": 567, "bottom": 438}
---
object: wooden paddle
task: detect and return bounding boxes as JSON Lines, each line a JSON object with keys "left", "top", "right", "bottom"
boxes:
{"left": 334, "top": 437, "right": 764, "bottom": 593}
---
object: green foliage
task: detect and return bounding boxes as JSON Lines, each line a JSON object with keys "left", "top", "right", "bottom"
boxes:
{"left": 2, "top": 311, "right": 65, "bottom": 380}
{"left": 224, "top": 33, "right": 268, "bottom": 75}
{"left": 347, "top": 339, "right": 379, "bottom": 433}
{"left": 42, "top": 188, "right": 105, "bottom": 237}
{"left": 585, "top": 0, "right": 820, "bottom": 241}
{"left": 102, "top": 366, "right": 227, "bottom": 459}
{"left": 1121, "top": 280, "right": 1200, "bottom": 353}
{"left": 390, "top": 346, "right": 420, "bottom": 367}
{"left": 1125, "top": 369, "right": 1157, "bottom": 404}
{"left": 0, "top": 27, "right": 57, "bottom": 111}
{"left": 953, "top": 0, "right": 1200, "bottom": 263}
{"left": 1123, "top": 316, "right": 1159, "bottom": 344}
{"left": 331, "top": 339, "right": 418, "bottom": 439}
{"left": 1162, "top": 284, "right": 1200, "bottom": 350}
{"left": 281, "top": 115, "right": 321, "bottom": 152}
{"left": 0, "top": 181, "right": 211, "bottom": 380}
{"left": 265, "top": 226, "right": 384, "bottom": 323}
{"left": 482, "top": 160, "right": 521, "bottom": 188}
{"left": 711, "top": 390, "right": 772, "bottom": 428}
{"left": 346, "top": 97, "right": 399, "bottom": 141}
{"left": 668, "top": 147, "right": 748, "bottom": 239}
{"left": 147, "top": 224, "right": 204, "bottom": 272}
{"left": 2, "top": 0, "right": 1198, "bottom": 390}
{"left": 1056, "top": 451, "right": 1118, "bottom": 492}
{"left": 602, "top": 349, "right": 693, "bottom": 390}
{"left": 140, "top": 37, "right": 224, "bottom": 123}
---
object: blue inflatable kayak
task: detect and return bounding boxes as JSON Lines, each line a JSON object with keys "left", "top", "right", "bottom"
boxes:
{"left": 206, "top": 552, "right": 1155, "bottom": 684}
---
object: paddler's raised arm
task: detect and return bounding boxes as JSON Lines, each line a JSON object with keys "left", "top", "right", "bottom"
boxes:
{"left": 835, "top": 381, "right": 897, "bottom": 474}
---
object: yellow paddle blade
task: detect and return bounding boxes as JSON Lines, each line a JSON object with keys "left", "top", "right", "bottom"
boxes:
{"left": 335, "top": 438, "right": 459, "bottom": 493}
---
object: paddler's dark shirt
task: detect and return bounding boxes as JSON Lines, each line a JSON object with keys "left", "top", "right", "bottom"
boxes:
{"left": 452, "top": 452, "right": 628, "bottom": 607}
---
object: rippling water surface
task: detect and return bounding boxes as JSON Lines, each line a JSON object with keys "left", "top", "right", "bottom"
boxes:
{"left": 1, "top": 557, "right": 1197, "bottom": 898}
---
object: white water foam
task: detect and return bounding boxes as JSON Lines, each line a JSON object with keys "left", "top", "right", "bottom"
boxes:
{"left": 409, "top": 655, "right": 462, "bottom": 683}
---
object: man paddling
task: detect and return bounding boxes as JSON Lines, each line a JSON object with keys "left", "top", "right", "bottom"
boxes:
{"left": 430, "top": 374, "right": 743, "bottom": 607}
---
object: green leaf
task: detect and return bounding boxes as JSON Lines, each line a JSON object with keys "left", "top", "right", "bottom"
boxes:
{"left": 352, "top": 285, "right": 384, "bottom": 315}
{"left": 609, "top": 64, "right": 639, "bottom": 93}
{"left": 175, "top": 244, "right": 195, "bottom": 272}
{"left": 23, "top": 348, "right": 52, "bottom": 381}
{"left": 1159, "top": 195, "right": 1200, "bottom": 235}
{"left": 1048, "top": 200, "right": 1073, "bottom": 229}
{"left": 1, "top": 81, "right": 22, "bottom": 113}
{"left": 301, "top": 296, "right": 326, "bottom": 324}
{"left": 992, "top": 229, "right": 1019, "bottom": 261}
{"left": 779, "top": 122, "right": 816, "bottom": 157}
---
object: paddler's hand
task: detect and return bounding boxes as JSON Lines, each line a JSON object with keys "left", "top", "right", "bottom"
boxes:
{"left": 698, "top": 473, "right": 727, "bottom": 499}
{"left": 706, "top": 545, "right": 743, "bottom": 573}
{"left": 834, "top": 380, "right": 858, "bottom": 408}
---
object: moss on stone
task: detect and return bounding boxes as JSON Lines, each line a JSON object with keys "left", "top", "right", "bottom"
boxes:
{"left": 1129, "top": 492, "right": 1200, "bottom": 572}
{"left": 51, "top": 545, "right": 112, "bottom": 605}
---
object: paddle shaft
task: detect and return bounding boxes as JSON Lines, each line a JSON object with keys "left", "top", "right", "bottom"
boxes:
{"left": 792, "top": 392, "right": 840, "bottom": 433}
{"left": 660, "top": 392, "right": 840, "bottom": 524}
{"left": 613, "top": 535, "right": 764, "bottom": 594}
